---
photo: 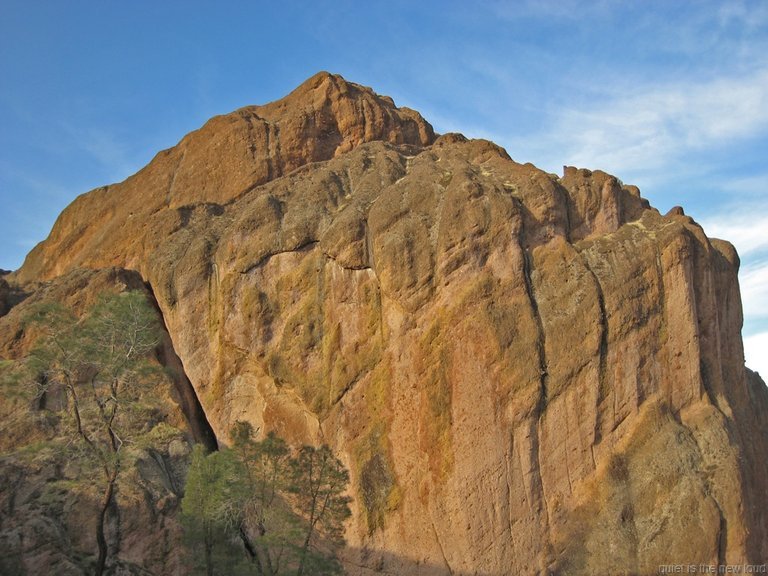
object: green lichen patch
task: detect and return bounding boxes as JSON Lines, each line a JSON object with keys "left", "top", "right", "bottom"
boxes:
{"left": 353, "top": 421, "right": 400, "bottom": 535}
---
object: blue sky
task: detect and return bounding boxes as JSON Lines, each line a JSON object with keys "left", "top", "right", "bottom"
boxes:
{"left": 1, "top": 0, "right": 767, "bottom": 375}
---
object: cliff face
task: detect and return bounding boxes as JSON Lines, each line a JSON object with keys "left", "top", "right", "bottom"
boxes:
{"left": 0, "top": 268, "right": 201, "bottom": 575}
{"left": 4, "top": 72, "right": 768, "bottom": 574}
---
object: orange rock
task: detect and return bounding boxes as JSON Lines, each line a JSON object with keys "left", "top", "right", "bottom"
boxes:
{"left": 3, "top": 73, "right": 767, "bottom": 573}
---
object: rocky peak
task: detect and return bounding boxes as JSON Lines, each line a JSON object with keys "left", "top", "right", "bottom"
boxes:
{"left": 2, "top": 73, "right": 767, "bottom": 574}
{"left": 164, "top": 70, "right": 435, "bottom": 209}
{"left": 14, "top": 73, "right": 434, "bottom": 283}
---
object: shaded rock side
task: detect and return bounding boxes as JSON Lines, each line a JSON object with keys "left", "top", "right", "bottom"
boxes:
{"left": 0, "top": 267, "right": 205, "bottom": 575}
{"left": 0, "top": 276, "right": 9, "bottom": 316}
{"left": 4, "top": 74, "right": 768, "bottom": 574}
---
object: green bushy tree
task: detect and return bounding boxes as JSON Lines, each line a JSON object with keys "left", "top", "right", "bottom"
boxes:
{"left": 181, "top": 444, "right": 251, "bottom": 576}
{"left": 182, "top": 422, "right": 352, "bottom": 575}
{"left": 25, "top": 291, "right": 162, "bottom": 576}
{"left": 232, "top": 424, "right": 302, "bottom": 575}
{"left": 290, "top": 445, "right": 351, "bottom": 576}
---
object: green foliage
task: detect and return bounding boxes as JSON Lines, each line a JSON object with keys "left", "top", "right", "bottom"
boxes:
{"left": 181, "top": 445, "right": 252, "bottom": 576}
{"left": 22, "top": 290, "right": 166, "bottom": 576}
{"left": 233, "top": 424, "right": 303, "bottom": 575}
{"left": 183, "top": 445, "right": 247, "bottom": 532}
{"left": 181, "top": 423, "right": 352, "bottom": 575}
{"left": 289, "top": 445, "right": 351, "bottom": 576}
{"left": 26, "top": 291, "right": 163, "bottom": 457}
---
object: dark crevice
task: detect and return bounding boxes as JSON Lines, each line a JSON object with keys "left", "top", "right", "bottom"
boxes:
{"left": 520, "top": 248, "right": 548, "bottom": 407}
{"left": 651, "top": 244, "right": 672, "bottom": 407}
{"left": 689, "top": 234, "right": 731, "bottom": 419}
{"left": 330, "top": 367, "right": 367, "bottom": 407}
{"left": 262, "top": 117, "right": 273, "bottom": 182}
{"left": 578, "top": 253, "right": 609, "bottom": 444}
{"left": 272, "top": 123, "right": 283, "bottom": 179}
{"left": 516, "top": 209, "right": 552, "bottom": 549}
{"left": 364, "top": 216, "right": 377, "bottom": 275}
{"left": 717, "top": 503, "right": 728, "bottom": 568}
{"left": 322, "top": 250, "right": 372, "bottom": 272}
{"left": 0, "top": 276, "right": 30, "bottom": 318}
{"left": 144, "top": 281, "right": 219, "bottom": 452}
{"left": 554, "top": 179, "right": 574, "bottom": 244}
{"left": 241, "top": 240, "right": 319, "bottom": 275}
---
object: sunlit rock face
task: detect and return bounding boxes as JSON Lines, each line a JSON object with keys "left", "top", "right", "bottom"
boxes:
{"left": 6, "top": 72, "right": 768, "bottom": 574}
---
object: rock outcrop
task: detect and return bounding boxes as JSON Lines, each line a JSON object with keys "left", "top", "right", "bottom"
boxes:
{"left": 2, "top": 72, "right": 767, "bottom": 574}
{"left": 0, "top": 268, "right": 199, "bottom": 575}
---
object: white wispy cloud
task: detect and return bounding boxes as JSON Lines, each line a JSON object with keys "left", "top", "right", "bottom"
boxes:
{"left": 516, "top": 66, "right": 768, "bottom": 178}
{"left": 717, "top": 0, "right": 768, "bottom": 32}
{"left": 744, "top": 331, "right": 768, "bottom": 378}
{"left": 699, "top": 204, "right": 768, "bottom": 380}
{"left": 0, "top": 160, "right": 72, "bottom": 201}
{"left": 57, "top": 121, "right": 138, "bottom": 183}
{"left": 700, "top": 205, "right": 768, "bottom": 257}
{"left": 740, "top": 260, "right": 768, "bottom": 322}
{"left": 718, "top": 173, "right": 768, "bottom": 197}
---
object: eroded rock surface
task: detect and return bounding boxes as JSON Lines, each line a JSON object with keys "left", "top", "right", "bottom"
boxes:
{"left": 0, "top": 268, "right": 200, "bottom": 575}
{"left": 3, "top": 72, "right": 767, "bottom": 574}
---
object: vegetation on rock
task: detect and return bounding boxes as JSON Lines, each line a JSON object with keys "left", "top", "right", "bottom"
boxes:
{"left": 182, "top": 422, "right": 351, "bottom": 576}
{"left": 0, "top": 289, "right": 191, "bottom": 575}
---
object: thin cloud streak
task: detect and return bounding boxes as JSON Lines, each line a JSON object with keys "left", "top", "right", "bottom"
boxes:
{"left": 700, "top": 207, "right": 768, "bottom": 257}
{"left": 740, "top": 261, "right": 768, "bottom": 323}
{"left": 57, "top": 120, "right": 139, "bottom": 184}
{"left": 720, "top": 173, "right": 768, "bottom": 196}
{"left": 517, "top": 66, "right": 768, "bottom": 177}
{"left": 744, "top": 331, "right": 768, "bottom": 378}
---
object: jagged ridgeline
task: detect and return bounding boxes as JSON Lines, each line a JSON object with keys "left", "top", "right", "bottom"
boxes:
{"left": 1, "top": 72, "right": 767, "bottom": 575}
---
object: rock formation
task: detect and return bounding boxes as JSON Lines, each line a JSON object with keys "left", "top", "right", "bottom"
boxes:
{"left": 2, "top": 72, "right": 767, "bottom": 574}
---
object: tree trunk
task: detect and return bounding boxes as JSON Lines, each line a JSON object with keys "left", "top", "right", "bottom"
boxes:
{"left": 94, "top": 477, "right": 115, "bottom": 576}
{"left": 296, "top": 528, "right": 314, "bottom": 576}
{"left": 238, "top": 524, "right": 265, "bottom": 576}
{"left": 205, "top": 527, "right": 214, "bottom": 576}
{"left": 297, "top": 491, "right": 320, "bottom": 576}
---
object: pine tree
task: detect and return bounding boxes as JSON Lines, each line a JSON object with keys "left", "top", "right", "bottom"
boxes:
{"left": 183, "top": 422, "right": 352, "bottom": 575}
{"left": 26, "top": 291, "right": 162, "bottom": 576}
{"left": 289, "top": 445, "right": 351, "bottom": 576}
{"left": 181, "top": 445, "right": 250, "bottom": 575}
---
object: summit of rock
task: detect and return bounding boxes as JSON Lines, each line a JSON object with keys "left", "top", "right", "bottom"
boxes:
{"left": 15, "top": 72, "right": 434, "bottom": 282}
{"left": 2, "top": 73, "right": 767, "bottom": 574}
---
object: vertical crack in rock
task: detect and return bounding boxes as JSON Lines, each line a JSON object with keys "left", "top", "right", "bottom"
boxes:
{"left": 578, "top": 253, "right": 609, "bottom": 445}
{"left": 144, "top": 281, "right": 218, "bottom": 452}
{"left": 652, "top": 246, "right": 671, "bottom": 404}
{"left": 263, "top": 116, "right": 274, "bottom": 181}
{"left": 430, "top": 517, "right": 454, "bottom": 575}
{"left": 517, "top": 223, "right": 552, "bottom": 542}
{"left": 271, "top": 123, "right": 282, "bottom": 177}
{"left": 504, "top": 430, "right": 516, "bottom": 544}
{"left": 521, "top": 248, "right": 548, "bottom": 404}
{"left": 716, "top": 500, "right": 728, "bottom": 568}
{"left": 691, "top": 236, "right": 730, "bottom": 418}
{"left": 364, "top": 216, "right": 377, "bottom": 276}
{"left": 561, "top": 181, "right": 574, "bottom": 244}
